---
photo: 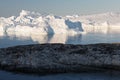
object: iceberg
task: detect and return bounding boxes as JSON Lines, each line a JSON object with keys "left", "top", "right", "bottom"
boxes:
{"left": 0, "top": 10, "right": 83, "bottom": 36}
{"left": 65, "top": 12, "right": 120, "bottom": 33}
{"left": 1, "top": 10, "right": 120, "bottom": 36}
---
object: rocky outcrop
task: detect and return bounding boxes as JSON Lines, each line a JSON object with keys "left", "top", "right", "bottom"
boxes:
{"left": 0, "top": 43, "right": 120, "bottom": 74}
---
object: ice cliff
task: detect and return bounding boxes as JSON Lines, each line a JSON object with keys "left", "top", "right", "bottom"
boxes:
{"left": 1, "top": 10, "right": 120, "bottom": 36}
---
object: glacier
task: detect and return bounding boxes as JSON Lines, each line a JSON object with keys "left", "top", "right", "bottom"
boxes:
{"left": 1, "top": 10, "right": 120, "bottom": 37}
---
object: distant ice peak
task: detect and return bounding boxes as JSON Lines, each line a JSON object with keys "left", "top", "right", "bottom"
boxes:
{"left": 19, "top": 10, "right": 41, "bottom": 18}
{"left": 20, "top": 10, "right": 30, "bottom": 16}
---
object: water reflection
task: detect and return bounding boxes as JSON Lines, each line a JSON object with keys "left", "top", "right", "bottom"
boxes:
{"left": 0, "top": 70, "right": 120, "bottom": 80}
{"left": 0, "top": 32, "right": 83, "bottom": 48}
{"left": 0, "top": 35, "right": 35, "bottom": 48}
{"left": 1, "top": 31, "right": 120, "bottom": 48}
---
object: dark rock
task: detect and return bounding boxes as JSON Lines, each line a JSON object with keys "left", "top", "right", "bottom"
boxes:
{"left": 0, "top": 43, "right": 120, "bottom": 74}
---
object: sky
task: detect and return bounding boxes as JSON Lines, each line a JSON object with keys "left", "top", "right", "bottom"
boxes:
{"left": 0, "top": 0, "right": 120, "bottom": 17}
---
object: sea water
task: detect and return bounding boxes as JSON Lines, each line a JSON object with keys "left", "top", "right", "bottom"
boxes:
{"left": 0, "top": 32, "right": 120, "bottom": 48}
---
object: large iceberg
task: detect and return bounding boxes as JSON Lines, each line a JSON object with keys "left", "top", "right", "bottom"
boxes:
{"left": 0, "top": 10, "right": 83, "bottom": 36}
{"left": 1, "top": 10, "right": 120, "bottom": 36}
{"left": 66, "top": 12, "right": 120, "bottom": 33}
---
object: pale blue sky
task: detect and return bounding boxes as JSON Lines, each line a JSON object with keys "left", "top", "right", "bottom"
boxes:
{"left": 0, "top": 0, "right": 120, "bottom": 17}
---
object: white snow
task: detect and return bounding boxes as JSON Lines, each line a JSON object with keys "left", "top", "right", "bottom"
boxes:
{"left": 1, "top": 10, "right": 120, "bottom": 36}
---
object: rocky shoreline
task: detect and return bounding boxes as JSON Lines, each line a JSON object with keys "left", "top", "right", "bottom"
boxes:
{"left": 0, "top": 43, "right": 120, "bottom": 74}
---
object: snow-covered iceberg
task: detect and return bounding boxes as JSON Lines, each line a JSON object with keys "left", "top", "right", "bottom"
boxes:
{"left": 65, "top": 12, "right": 120, "bottom": 33}
{"left": 1, "top": 10, "right": 120, "bottom": 36}
{"left": 0, "top": 10, "right": 83, "bottom": 36}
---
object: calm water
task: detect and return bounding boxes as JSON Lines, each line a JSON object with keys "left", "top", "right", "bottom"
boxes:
{"left": 1, "top": 32, "right": 120, "bottom": 48}
{"left": 0, "top": 70, "right": 120, "bottom": 80}
{"left": 1, "top": 32, "right": 120, "bottom": 80}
